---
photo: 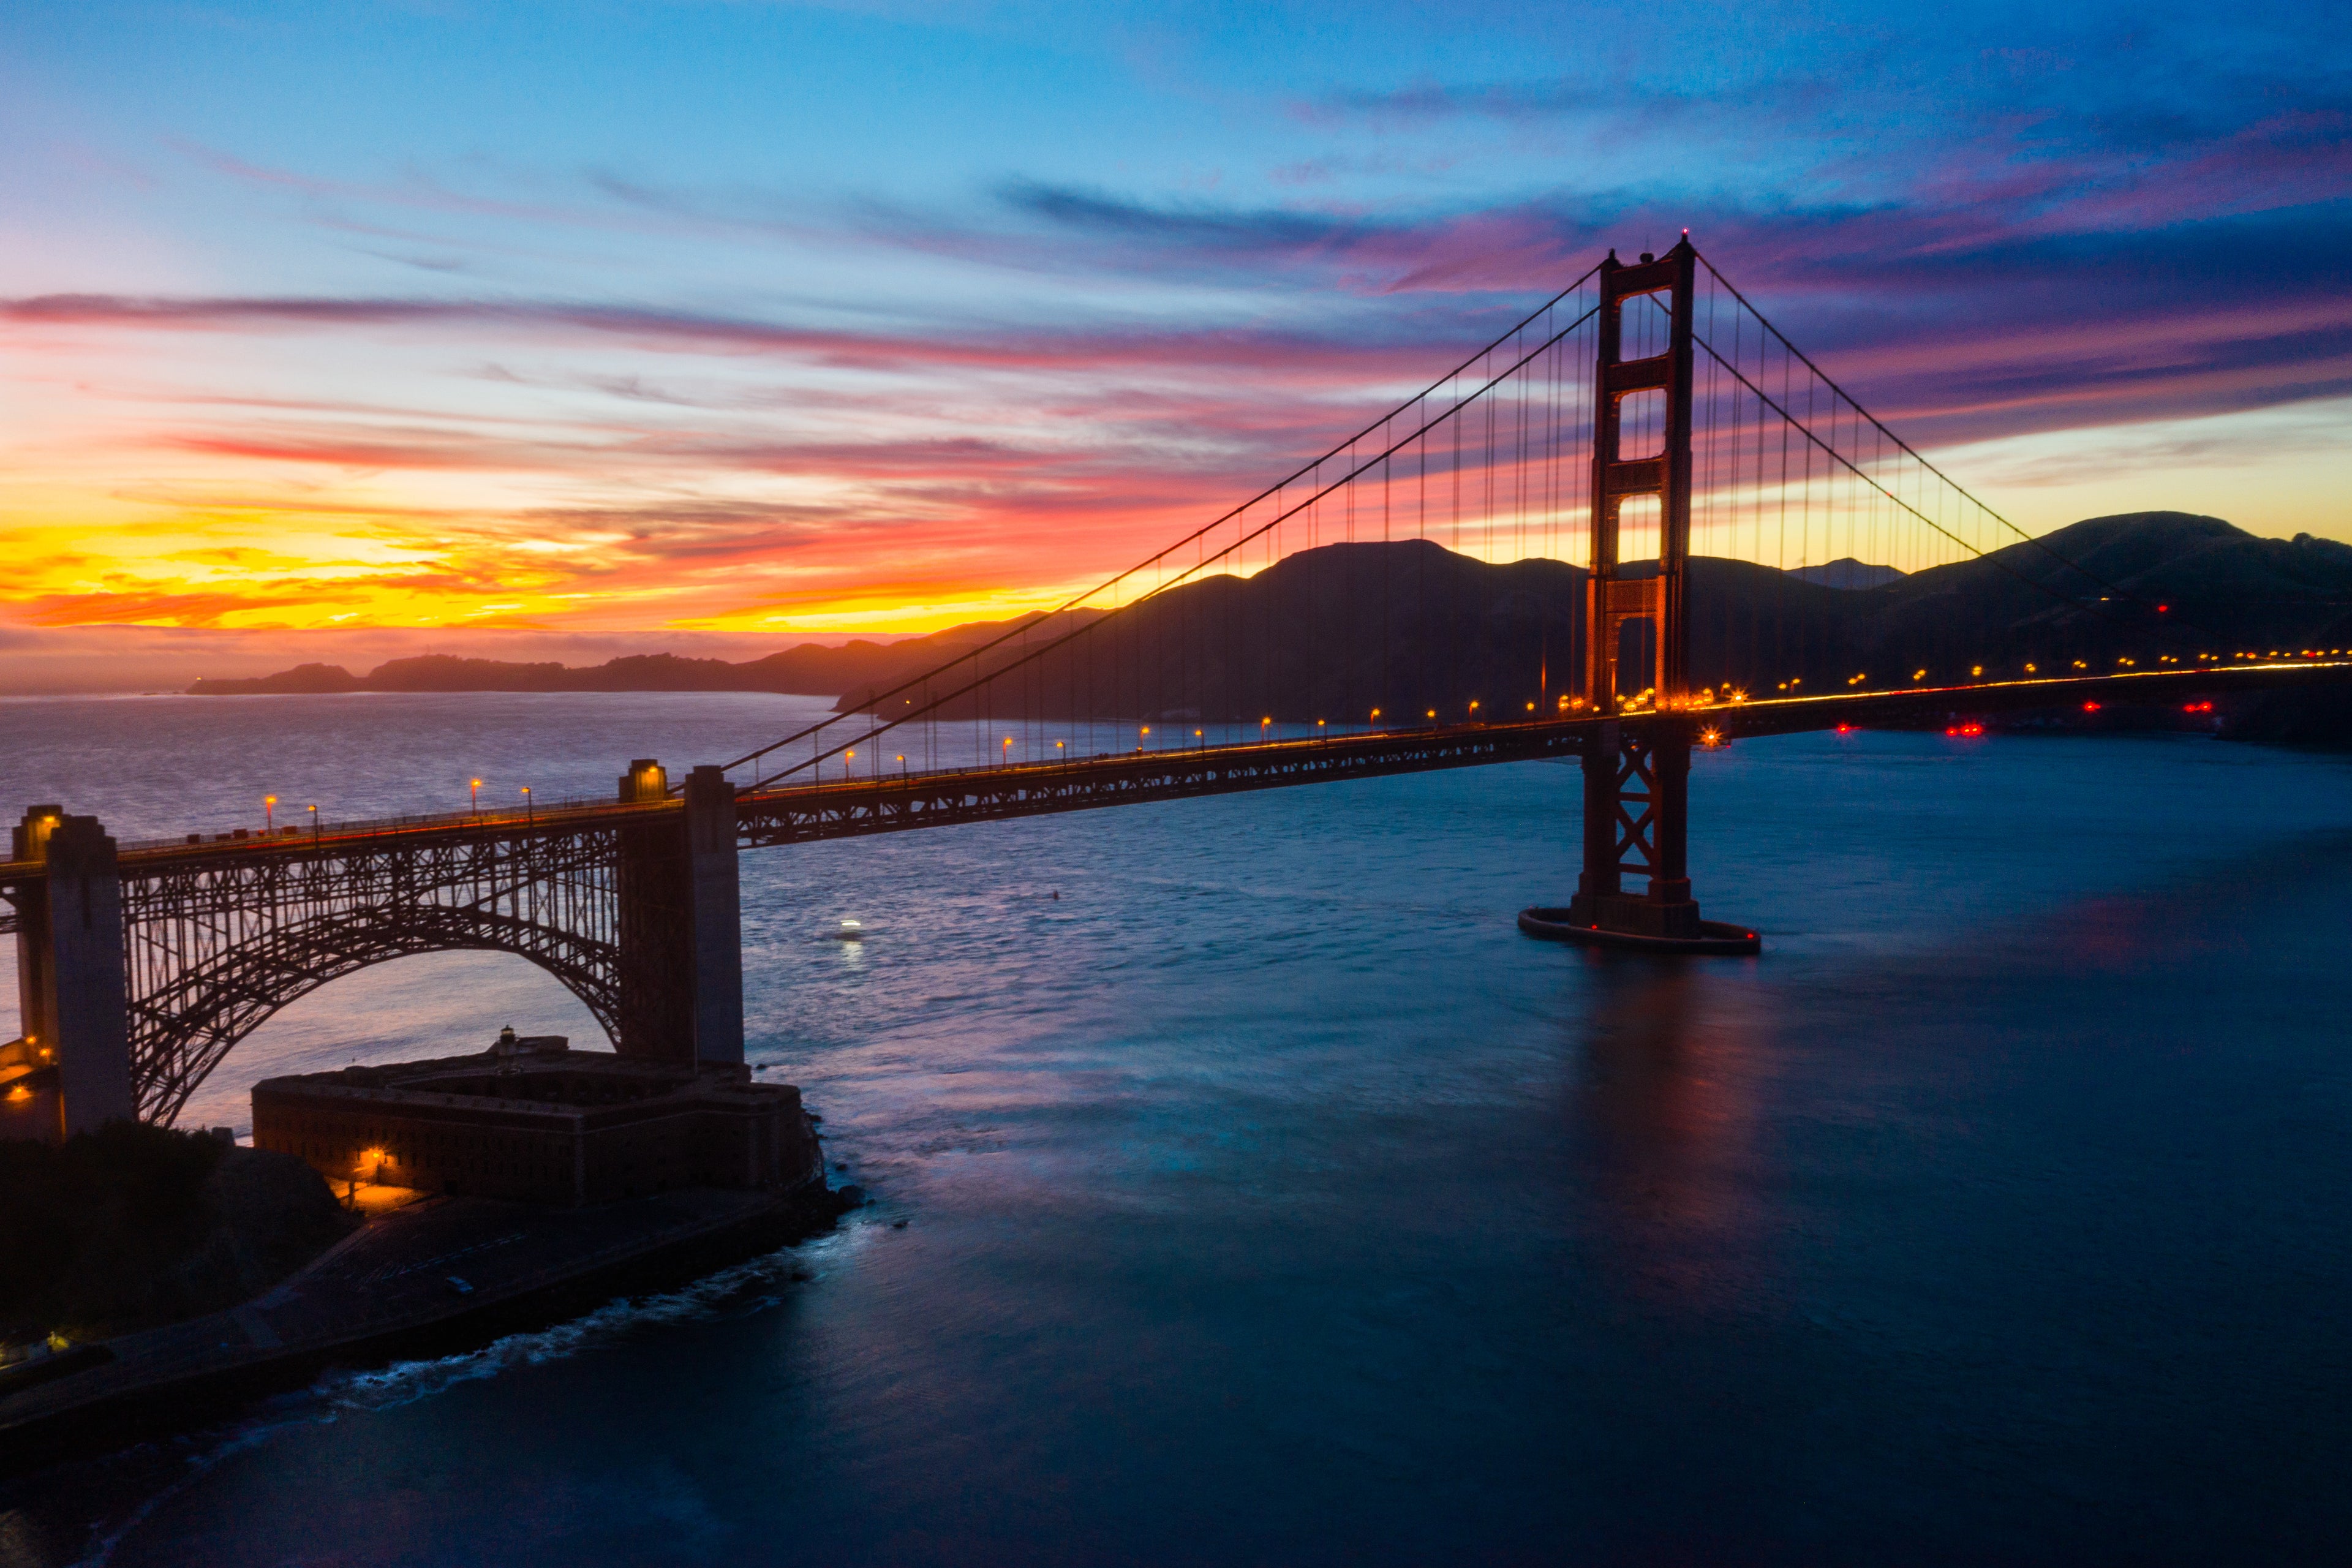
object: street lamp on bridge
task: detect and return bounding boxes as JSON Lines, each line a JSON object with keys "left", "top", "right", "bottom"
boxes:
{"left": 263, "top": 796, "right": 276, "bottom": 832}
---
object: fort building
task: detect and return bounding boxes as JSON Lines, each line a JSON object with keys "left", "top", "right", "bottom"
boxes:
{"left": 252, "top": 1030, "right": 821, "bottom": 1207}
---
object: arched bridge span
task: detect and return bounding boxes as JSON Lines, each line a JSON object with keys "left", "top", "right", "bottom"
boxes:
{"left": 116, "top": 829, "right": 625, "bottom": 1125}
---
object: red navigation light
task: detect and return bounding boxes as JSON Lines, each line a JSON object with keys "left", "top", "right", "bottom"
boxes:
{"left": 1961, "top": 723, "right": 1983, "bottom": 736}
{"left": 2082, "top": 701, "right": 2101, "bottom": 713}
{"left": 1836, "top": 723, "right": 1851, "bottom": 734}
{"left": 2182, "top": 701, "right": 2213, "bottom": 714}
{"left": 2157, "top": 604, "right": 2168, "bottom": 612}
{"left": 1944, "top": 727, "right": 1956, "bottom": 736}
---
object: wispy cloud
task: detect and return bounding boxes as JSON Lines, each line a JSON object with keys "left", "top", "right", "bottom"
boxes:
{"left": 6, "top": 0, "right": 2348, "bottom": 666}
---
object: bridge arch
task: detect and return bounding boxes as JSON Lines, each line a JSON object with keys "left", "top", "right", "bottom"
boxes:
{"left": 119, "top": 831, "right": 623, "bottom": 1124}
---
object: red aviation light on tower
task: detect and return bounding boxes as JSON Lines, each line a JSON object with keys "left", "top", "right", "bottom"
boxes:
{"left": 2082, "top": 701, "right": 2102, "bottom": 713}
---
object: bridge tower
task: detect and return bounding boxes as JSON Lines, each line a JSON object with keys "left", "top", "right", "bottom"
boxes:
{"left": 1542, "top": 238, "right": 1757, "bottom": 954}
{"left": 615, "top": 761, "right": 745, "bottom": 1065}
{"left": 8, "top": 807, "right": 137, "bottom": 1137}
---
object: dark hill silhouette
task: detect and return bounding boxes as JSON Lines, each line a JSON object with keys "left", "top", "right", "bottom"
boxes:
{"left": 197, "top": 514, "right": 2351, "bottom": 723}
{"left": 1789, "top": 558, "right": 1906, "bottom": 589}
{"left": 187, "top": 614, "right": 1102, "bottom": 698}
{"left": 835, "top": 513, "right": 2352, "bottom": 722}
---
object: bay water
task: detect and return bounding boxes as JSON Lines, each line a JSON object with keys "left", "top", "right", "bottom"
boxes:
{"left": 1, "top": 693, "right": 2346, "bottom": 1565}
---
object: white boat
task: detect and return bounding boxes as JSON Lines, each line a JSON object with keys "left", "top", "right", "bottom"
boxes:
{"left": 834, "top": 918, "right": 865, "bottom": 941}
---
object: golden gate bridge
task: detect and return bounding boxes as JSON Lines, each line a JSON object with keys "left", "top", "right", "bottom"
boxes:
{"left": 6, "top": 238, "right": 2346, "bottom": 1131}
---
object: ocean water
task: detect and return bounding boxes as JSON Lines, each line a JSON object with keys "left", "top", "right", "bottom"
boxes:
{"left": 1, "top": 693, "right": 2348, "bottom": 1566}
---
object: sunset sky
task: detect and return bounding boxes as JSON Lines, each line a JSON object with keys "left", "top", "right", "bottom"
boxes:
{"left": 4, "top": 0, "right": 2346, "bottom": 688}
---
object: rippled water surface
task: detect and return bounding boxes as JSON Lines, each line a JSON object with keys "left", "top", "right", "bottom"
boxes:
{"left": 2, "top": 693, "right": 2348, "bottom": 1566}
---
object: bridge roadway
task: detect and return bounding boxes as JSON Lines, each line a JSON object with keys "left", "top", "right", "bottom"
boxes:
{"left": 2, "top": 659, "right": 2340, "bottom": 916}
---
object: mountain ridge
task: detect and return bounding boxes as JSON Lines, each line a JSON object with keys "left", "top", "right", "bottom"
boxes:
{"left": 190, "top": 514, "right": 2352, "bottom": 719}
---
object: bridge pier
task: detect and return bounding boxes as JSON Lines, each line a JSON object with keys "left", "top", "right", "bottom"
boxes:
{"left": 1566, "top": 720, "right": 1702, "bottom": 939}
{"left": 1520, "top": 238, "right": 1757, "bottom": 956}
{"left": 9, "top": 807, "right": 137, "bottom": 1137}
{"left": 615, "top": 761, "right": 744, "bottom": 1065}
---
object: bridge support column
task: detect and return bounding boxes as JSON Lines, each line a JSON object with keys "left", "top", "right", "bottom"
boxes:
{"left": 682, "top": 764, "right": 745, "bottom": 1066}
{"left": 9, "top": 808, "right": 137, "bottom": 1136}
{"left": 614, "top": 761, "right": 744, "bottom": 1065}
{"left": 1562, "top": 722, "right": 1702, "bottom": 940}
{"left": 1520, "top": 237, "right": 1756, "bottom": 956}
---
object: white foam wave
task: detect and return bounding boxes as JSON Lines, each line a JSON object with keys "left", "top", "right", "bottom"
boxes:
{"left": 315, "top": 1235, "right": 836, "bottom": 1414}
{"left": 65, "top": 1229, "right": 856, "bottom": 1565}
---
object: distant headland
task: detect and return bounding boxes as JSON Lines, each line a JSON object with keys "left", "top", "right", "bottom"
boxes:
{"left": 189, "top": 513, "right": 2352, "bottom": 741}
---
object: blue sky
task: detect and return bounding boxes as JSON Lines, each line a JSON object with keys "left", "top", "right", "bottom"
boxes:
{"left": 1, "top": 0, "right": 2345, "bottom": 682}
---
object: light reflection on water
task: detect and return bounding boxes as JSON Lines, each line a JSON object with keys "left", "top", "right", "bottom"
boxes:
{"left": 0, "top": 694, "right": 2348, "bottom": 1565}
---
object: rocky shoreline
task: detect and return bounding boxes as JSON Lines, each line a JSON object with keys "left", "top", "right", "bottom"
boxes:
{"left": 0, "top": 1174, "right": 853, "bottom": 1473}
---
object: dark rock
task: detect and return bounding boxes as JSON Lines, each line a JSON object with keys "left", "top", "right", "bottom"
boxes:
{"left": 0, "top": 1128, "right": 352, "bottom": 1340}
